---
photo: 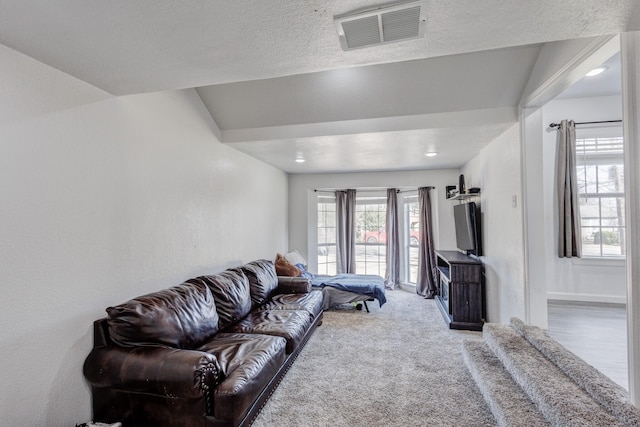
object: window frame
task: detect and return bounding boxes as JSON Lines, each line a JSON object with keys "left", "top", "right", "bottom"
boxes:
{"left": 402, "top": 191, "right": 419, "bottom": 284}
{"left": 575, "top": 126, "right": 625, "bottom": 259}
{"left": 316, "top": 193, "right": 337, "bottom": 275}
{"left": 354, "top": 192, "right": 388, "bottom": 276}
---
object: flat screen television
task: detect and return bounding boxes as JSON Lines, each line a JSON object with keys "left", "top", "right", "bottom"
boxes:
{"left": 454, "top": 202, "right": 481, "bottom": 256}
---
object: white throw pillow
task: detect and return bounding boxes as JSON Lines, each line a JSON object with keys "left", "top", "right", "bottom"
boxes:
{"left": 284, "top": 250, "right": 307, "bottom": 268}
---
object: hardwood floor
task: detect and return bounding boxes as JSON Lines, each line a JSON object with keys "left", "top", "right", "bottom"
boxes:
{"left": 547, "top": 300, "right": 628, "bottom": 390}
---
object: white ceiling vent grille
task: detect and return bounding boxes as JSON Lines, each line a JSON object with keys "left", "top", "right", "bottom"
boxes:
{"left": 334, "top": 1, "right": 427, "bottom": 51}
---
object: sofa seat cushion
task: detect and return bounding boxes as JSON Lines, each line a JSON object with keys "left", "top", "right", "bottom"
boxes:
{"left": 199, "top": 269, "right": 252, "bottom": 330}
{"left": 197, "top": 333, "right": 286, "bottom": 422}
{"left": 106, "top": 279, "right": 219, "bottom": 349}
{"left": 260, "top": 290, "right": 324, "bottom": 320}
{"left": 240, "top": 259, "right": 278, "bottom": 309}
{"left": 226, "top": 310, "right": 311, "bottom": 354}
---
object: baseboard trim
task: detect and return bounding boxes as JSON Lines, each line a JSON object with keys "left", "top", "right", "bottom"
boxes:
{"left": 547, "top": 292, "right": 626, "bottom": 305}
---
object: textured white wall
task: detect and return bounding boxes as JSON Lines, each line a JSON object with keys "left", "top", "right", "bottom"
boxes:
{"left": 462, "top": 124, "right": 526, "bottom": 324}
{"left": 0, "top": 44, "right": 287, "bottom": 426}
{"left": 287, "top": 169, "right": 461, "bottom": 273}
{"left": 541, "top": 95, "right": 625, "bottom": 303}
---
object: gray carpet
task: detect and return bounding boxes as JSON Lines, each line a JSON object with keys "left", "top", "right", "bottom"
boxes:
{"left": 482, "top": 324, "right": 625, "bottom": 426}
{"left": 461, "top": 319, "right": 640, "bottom": 427}
{"left": 252, "top": 289, "right": 496, "bottom": 427}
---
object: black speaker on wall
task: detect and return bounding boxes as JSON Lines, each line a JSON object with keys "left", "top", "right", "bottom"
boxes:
{"left": 458, "top": 174, "right": 466, "bottom": 195}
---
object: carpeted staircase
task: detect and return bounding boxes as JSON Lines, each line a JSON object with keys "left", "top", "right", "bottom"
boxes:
{"left": 462, "top": 318, "right": 640, "bottom": 427}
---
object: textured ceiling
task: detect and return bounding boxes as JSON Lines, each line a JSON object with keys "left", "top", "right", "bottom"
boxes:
{"left": 0, "top": 1, "right": 636, "bottom": 173}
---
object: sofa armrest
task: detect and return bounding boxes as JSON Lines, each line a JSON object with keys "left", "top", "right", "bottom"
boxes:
{"left": 276, "top": 276, "right": 311, "bottom": 294}
{"left": 83, "top": 345, "right": 223, "bottom": 399}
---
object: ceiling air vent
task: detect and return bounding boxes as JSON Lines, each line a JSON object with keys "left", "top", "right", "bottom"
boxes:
{"left": 334, "top": 1, "right": 427, "bottom": 51}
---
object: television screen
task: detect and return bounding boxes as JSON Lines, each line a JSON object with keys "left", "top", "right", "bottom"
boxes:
{"left": 454, "top": 202, "right": 480, "bottom": 255}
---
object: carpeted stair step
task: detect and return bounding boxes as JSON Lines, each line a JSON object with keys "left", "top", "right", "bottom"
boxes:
{"left": 483, "top": 323, "right": 626, "bottom": 427}
{"left": 462, "top": 340, "right": 550, "bottom": 427}
{"left": 509, "top": 318, "right": 640, "bottom": 427}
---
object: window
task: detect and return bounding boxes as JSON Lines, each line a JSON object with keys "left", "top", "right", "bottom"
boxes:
{"left": 403, "top": 192, "right": 419, "bottom": 283}
{"left": 317, "top": 194, "right": 336, "bottom": 275}
{"left": 355, "top": 194, "right": 387, "bottom": 275}
{"left": 576, "top": 131, "right": 625, "bottom": 257}
{"left": 315, "top": 190, "right": 421, "bottom": 280}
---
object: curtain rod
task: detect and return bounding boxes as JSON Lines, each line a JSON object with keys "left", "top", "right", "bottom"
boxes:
{"left": 549, "top": 119, "right": 622, "bottom": 129}
{"left": 315, "top": 187, "right": 433, "bottom": 194}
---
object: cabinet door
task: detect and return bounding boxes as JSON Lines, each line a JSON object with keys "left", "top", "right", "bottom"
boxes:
{"left": 451, "top": 282, "right": 482, "bottom": 323}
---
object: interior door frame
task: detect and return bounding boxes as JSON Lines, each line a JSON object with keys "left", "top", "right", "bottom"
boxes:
{"left": 519, "top": 33, "right": 640, "bottom": 406}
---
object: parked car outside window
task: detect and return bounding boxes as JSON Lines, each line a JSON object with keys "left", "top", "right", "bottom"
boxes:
{"left": 364, "top": 227, "right": 419, "bottom": 245}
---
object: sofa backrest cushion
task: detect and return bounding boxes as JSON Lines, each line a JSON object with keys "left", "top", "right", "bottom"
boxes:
{"left": 200, "top": 268, "right": 252, "bottom": 330}
{"left": 241, "top": 259, "right": 278, "bottom": 308}
{"left": 106, "top": 279, "right": 219, "bottom": 349}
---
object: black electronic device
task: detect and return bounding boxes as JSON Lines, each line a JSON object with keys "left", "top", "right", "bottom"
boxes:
{"left": 458, "top": 174, "right": 466, "bottom": 194}
{"left": 453, "top": 202, "right": 482, "bottom": 256}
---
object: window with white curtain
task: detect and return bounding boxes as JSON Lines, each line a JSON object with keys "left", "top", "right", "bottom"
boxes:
{"left": 576, "top": 127, "right": 625, "bottom": 258}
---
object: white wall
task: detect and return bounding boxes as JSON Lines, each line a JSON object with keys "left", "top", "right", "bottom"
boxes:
{"left": 462, "top": 124, "right": 526, "bottom": 324}
{"left": 0, "top": 43, "right": 288, "bottom": 426}
{"left": 541, "top": 95, "right": 626, "bottom": 303}
{"left": 288, "top": 169, "right": 461, "bottom": 272}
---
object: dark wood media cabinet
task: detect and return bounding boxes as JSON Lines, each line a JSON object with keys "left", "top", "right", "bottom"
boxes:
{"left": 435, "top": 250, "right": 484, "bottom": 331}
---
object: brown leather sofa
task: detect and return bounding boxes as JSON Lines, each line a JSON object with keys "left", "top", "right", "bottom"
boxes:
{"left": 83, "top": 259, "right": 323, "bottom": 427}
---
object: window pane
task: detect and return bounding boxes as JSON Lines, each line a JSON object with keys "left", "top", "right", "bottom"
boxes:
{"left": 578, "top": 198, "right": 600, "bottom": 225}
{"left": 408, "top": 246, "right": 419, "bottom": 283}
{"left": 600, "top": 197, "right": 624, "bottom": 226}
{"left": 404, "top": 194, "right": 419, "bottom": 284}
{"left": 580, "top": 165, "right": 598, "bottom": 194}
{"left": 581, "top": 226, "right": 601, "bottom": 257}
{"left": 317, "top": 195, "right": 337, "bottom": 274}
{"left": 598, "top": 227, "right": 624, "bottom": 256}
{"left": 597, "top": 165, "right": 624, "bottom": 193}
{"left": 355, "top": 196, "right": 387, "bottom": 275}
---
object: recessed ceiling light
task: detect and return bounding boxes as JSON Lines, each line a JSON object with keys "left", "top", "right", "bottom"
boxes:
{"left": 585, "top": 67, "right": 607, "bottom": 77}
{"left": 425, "top": 152, "right": 438, "bottom": 157}
{"left": 295, "top": 157, "right": 306, "bottom": 163}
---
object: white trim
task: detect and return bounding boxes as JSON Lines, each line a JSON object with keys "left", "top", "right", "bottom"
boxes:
{"left": 521, "top": 35, "right": 618, "bottom": 108}
{"left": 520, "top": 35, "right": 625, "bottom": 329}
{"left": 547, "top": 292, "right": 626, "bottom": 305}
{"left": 222, "top": 107, "right": 517, "bottom": 143}
{"left": 571, "top": 256, "right": 625, "bottom": 267}
{"left": 621, "top": 31, "right": 640, "bottom": 408}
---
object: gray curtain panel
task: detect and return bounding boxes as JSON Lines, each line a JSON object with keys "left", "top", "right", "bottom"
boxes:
{"left": 384, "top": 188, "right": 400, "bottom": 289}
{"left": 335, "top": 189, "right": 357, "bottom": 273}
{"left": 416, "top": 187, "right": 438, "bottom": 298}
{"left": 556, "top": 120, "right": 582, "bottom": 258}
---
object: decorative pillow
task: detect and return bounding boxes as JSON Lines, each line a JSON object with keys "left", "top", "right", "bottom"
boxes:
{"left": 284, "top": 250, "right": 307, "bottom": 268}
{"left": 275, "top": 253, "right": 301, "bottom": 277}
{"left": 106, "top": 280, "right": 219, "bottom": 349}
